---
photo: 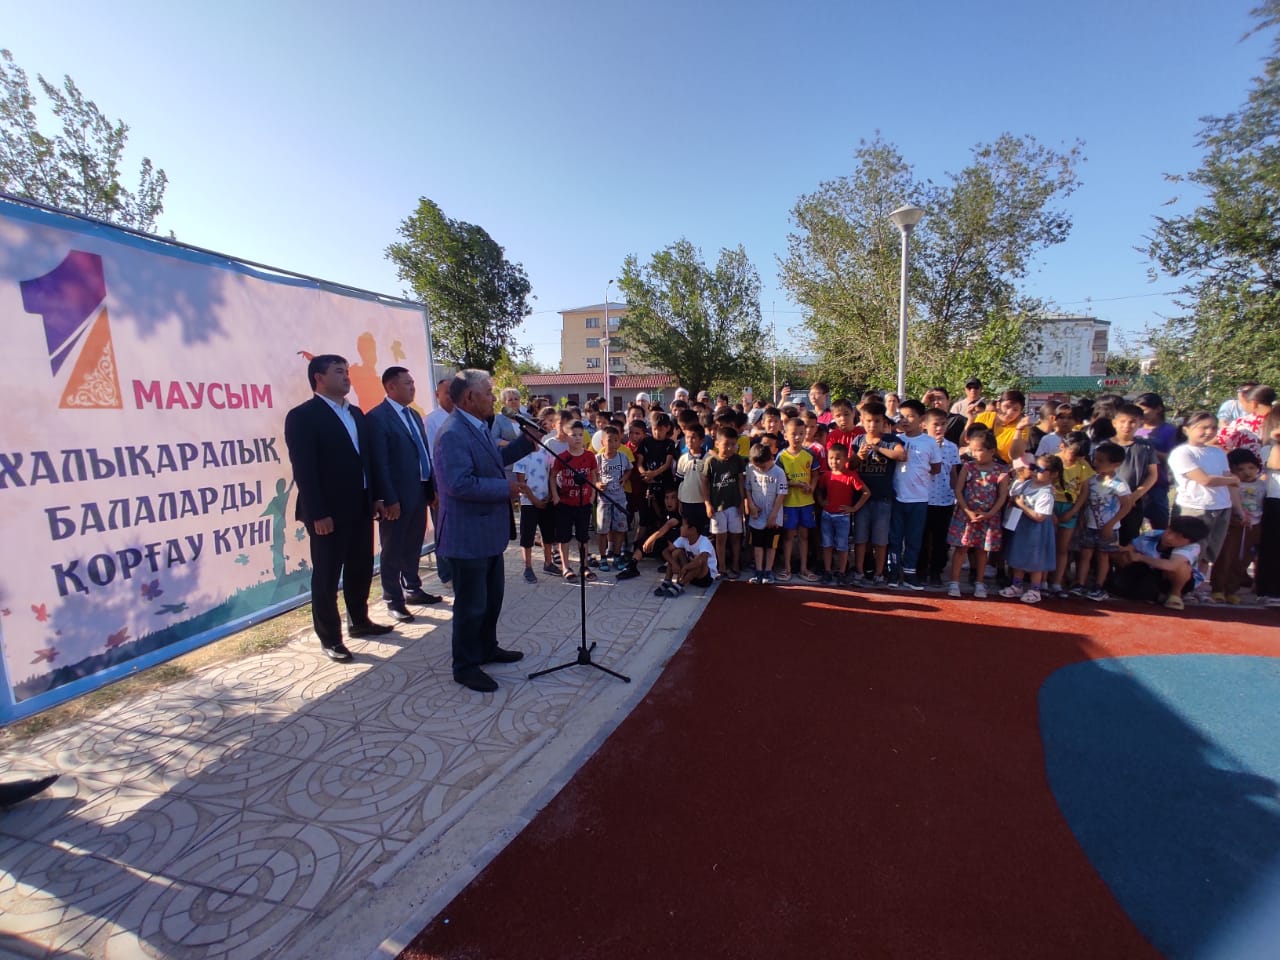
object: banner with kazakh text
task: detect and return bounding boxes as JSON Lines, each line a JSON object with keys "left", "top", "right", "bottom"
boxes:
{"left": 0, "top": 198, "right": 432, "bottom": 723}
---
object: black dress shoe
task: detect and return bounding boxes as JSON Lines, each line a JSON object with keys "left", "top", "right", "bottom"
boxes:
{"left": 0, "top": 775, "right": 58, "bottom": 807}
{"left": 347, "top": 620, "right": 394, "bottom": 638}
{"left": 454, "top": 666, "right": 498, "bottom": 692}
{"left": 322, "top": 643, "right": 354, "bottom": 662}
{"left": 385, "top": 604, "right": 415, "bottom": 623}
{"left": 404, "top": 590, "right": 443, "bottom": 605}
{"left": 484, "top": 647, "right": 524, "bottom": 664}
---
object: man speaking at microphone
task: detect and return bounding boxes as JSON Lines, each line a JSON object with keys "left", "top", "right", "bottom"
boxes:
{"left": 435, "top": 370, "right": 539, "bottom": 692}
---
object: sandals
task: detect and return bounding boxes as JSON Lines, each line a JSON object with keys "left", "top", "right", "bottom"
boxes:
{"left": 653, "top": 580, "right": 685, "bottom": 598}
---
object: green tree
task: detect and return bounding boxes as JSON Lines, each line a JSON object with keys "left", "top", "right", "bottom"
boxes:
{"left": 387, "top": 198, "right": 533, "bottom": 371}
{"left": 1145, "top": 1, "right": 1280, "bottom": 409}
{"left": 617, "top": 239, "right": 768, "bottom": 396}
{"left": 0, "top": 49, "right": 167, "bottom": 232}
{"left": 780, "top": 134, "right": 1081, "bottom": 399}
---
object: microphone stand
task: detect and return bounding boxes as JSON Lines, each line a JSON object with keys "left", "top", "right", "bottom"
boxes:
{"left": 504, "top": 412, "right": 630, "bottom": 684}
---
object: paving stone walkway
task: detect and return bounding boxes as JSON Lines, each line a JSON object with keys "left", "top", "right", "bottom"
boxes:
{"left": 0, "top": 553, "right": 709, "bottom": 960}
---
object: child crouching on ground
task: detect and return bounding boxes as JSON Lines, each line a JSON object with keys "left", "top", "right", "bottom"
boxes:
{"left": 615, "top": 489, "right": 682, "bottom": 581}
{"left": 656, "top": 517, "right": 719, "bottom": 597}
{"left": 1111, "top": 516, "right": 1211, "bottom": 610}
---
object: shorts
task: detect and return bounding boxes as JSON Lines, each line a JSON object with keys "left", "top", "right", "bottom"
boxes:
{"left": 518, "top": 504, "right": 554, "bottom": 549}
{"left": 710, "top": 506, "right": 743, "bottom": 535}
{"left": 1172, "top": 504, "right": 1231, "bottom": 564}
{"left": 1075, "top": 524, "right": 1120, "bottom": 553}
{"left": 820, "top": 511, "right": 851, "bottom": 550}
{"left": 596, "top": 498, "right": 629, "bottom": 533}
{"left": 749, "top": 525, "right": 781, "bottom": 549}
{"left": 853, "top": 498, "right": 893, "bottom": 546}
{"left": 555, "top": 503, "right": 592, "bottom": 543}
{"left": 1053, "top": 500, "right": 1076, "bottom": 530}
{"left": 782, "top": 504, "right": 816, "bottom": 530}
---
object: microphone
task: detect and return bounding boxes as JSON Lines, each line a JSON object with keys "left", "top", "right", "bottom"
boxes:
{"left": 501, "top": 406, "right": 545, "bottom": 435}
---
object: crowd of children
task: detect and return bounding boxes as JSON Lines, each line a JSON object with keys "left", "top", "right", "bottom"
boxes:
{"left": 505, "top": 380, "right": 1278, "bottom": 611}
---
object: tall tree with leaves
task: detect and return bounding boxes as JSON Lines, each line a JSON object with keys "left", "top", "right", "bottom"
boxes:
{"left": 0, "top": 49, "right": 167, "bottom": 232}
{"left": 617, "top": 239, "right": 767, "bottom": 396}
{"left": 1146, "top": 1, "right": 1280, "bottom": 409}
{"left": 387, "top": 198, "right": 532, "bottom": 371}
{"left": 780, "top": 134, "right": 1081, "bottom": 398}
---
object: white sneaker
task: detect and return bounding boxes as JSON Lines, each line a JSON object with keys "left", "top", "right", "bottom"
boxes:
{"left": 973, "top": 582, "right": 988, "bottom": 599}
{"left": 947, "top": 582, "right": 962, "bottom": 598}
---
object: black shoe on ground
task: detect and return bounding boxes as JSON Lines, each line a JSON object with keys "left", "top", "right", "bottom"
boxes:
{"left": 902, "top": 572, "right": 925, "bottom": 591}
{"left": 404, "top": 590, "right": 443, "bottom": 605}
{"left": 615, "top": 562, "right": 640, "bottom": 581}
{"left": 385, "top": 604, "right": 415, "bottom": 622}
{"left": 485, "top": 647, "right": 524, "bottom": 664}
{"left": 322, "top": 643, "right": 354, "bottom": 662}
{"left": 348, "top": 620, "right": 394, "bottom": 638}
{"left": 454, "top": 666, "right": 498, "bottom": 692}
{"left": 0, "top": 774, "right": 59, "bottom": 807}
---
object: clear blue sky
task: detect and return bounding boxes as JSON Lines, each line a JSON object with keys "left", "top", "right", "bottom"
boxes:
{"left": 4, "top": 0, "right": 1268, "bottom": 368}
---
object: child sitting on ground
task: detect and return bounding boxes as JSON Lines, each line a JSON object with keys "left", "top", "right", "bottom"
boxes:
{"left": 656, "top": 517, "right": 719, "bottom": 597}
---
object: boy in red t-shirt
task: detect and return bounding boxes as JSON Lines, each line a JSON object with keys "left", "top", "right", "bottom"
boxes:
{"left": 817, "top": 442, "right": 870, "bottom": 584}
{"left": 550, "top": 422, "right": 599, "bottom": 582}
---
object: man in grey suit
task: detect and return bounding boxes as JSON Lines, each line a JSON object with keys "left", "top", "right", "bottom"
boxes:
{"left": 435, "top": 369, "right": 537, "bottom": 692}
{"left": 367, "top": 366, "right": 443, "bottom": 623}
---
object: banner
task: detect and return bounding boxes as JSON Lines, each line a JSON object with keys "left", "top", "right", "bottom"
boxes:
{"left": 0, "top": 198, "right": 433, "bottom": 724}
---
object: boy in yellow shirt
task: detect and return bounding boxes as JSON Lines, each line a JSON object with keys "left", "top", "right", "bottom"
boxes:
{"left": 777, "top": 418, "right": 820, "bottom": 581}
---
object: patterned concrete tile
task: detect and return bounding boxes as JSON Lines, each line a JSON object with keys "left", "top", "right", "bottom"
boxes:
{"left": 0, "top": 836, "right": 151, "bottom": 946}
{"left": 94, "top": 877, "right": 316, "bottom": 960}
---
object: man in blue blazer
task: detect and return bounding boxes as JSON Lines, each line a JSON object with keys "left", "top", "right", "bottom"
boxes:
{"left": 284, "top": 355, "right": 393, "bottom": 662}
{"left": 435, "top": 369, "right": 537, "bottom": 692}
{"left": 367, "top": 366, "right": 443, "bottom": 622}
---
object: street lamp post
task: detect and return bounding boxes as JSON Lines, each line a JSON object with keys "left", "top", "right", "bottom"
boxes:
{"left": 889, "top": 204, "right": 926, "bottom": 399}
{"left": 603, "top": 280, "right": 615, "bottom": 411}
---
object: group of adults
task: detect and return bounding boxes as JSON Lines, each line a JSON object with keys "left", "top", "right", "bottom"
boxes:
{"left": 284, "top": 357, "right": 538, "bottom": 693}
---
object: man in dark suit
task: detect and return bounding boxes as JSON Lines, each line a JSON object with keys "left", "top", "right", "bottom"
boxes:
{"left": 435, "top": 369, "right": 537, "bottom": 692}
{"left": 367, "top": 366, "right": 443, "bottom": 623}
{"left": 284, "top": 354, "right": 393, "bottom": 662}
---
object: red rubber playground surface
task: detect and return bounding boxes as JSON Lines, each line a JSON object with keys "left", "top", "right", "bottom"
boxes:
{"left": 400, "top": 587, "right": 1280, "bottom": 960}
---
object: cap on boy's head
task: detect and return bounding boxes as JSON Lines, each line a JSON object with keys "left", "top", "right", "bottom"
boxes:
{"left": 674, "top": 387, "right": 690, "bottom": 400}
{"left": 965, "top": 378, "right": 982, "bottom": 390}
{"left": 635, "top": 392, "right": 650, "bottom": 403}
{"left": 1168, "top": 515, "right": 1209, "bottom": 543}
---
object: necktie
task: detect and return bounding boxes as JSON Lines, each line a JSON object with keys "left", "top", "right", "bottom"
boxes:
{"left": 403, "top": 407, "right": 432, "bottom": 481}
